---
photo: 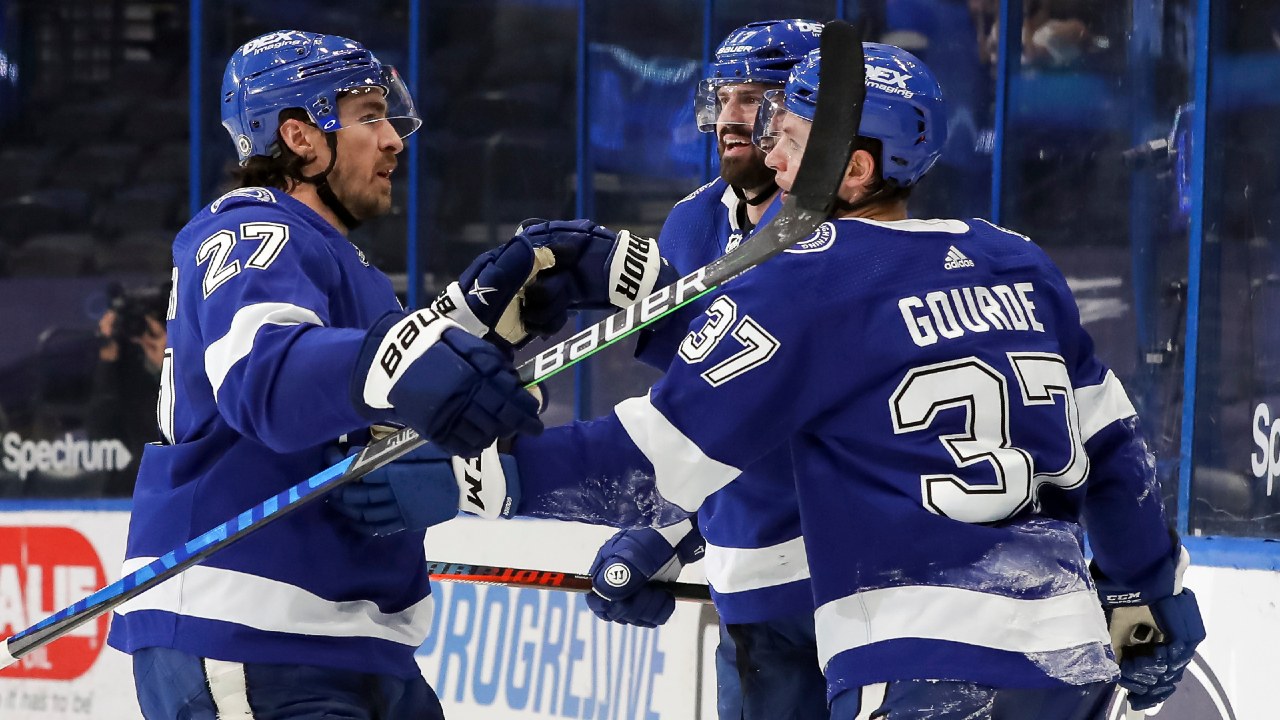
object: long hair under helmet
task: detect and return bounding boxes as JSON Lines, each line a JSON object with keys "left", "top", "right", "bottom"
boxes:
{"left": 221, "top": 30, "right": 421, "bottom": 229}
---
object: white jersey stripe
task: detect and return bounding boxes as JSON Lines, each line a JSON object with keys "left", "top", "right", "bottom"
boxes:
{"left": 704, "top": 535, "right": 810, "bottom": 594}
{"left": 117, "top": 558, "right": 434, "bottom": 647}
{"left": 203, "top": 659, "right": 255, "bottom": 718}
{"left": 813, "top": 585, "right": 1111, "bottom": 671}
{"left": 850, "top": 218, "right": 970, "bottom": 234}
{"left": 1074, "top": 370, "right": 1137, "bottom": 442}
{"left": 205, "top": 302, "right": 323, "bottom": 400}
{"left": 615, "top": 392, "right": 741, "bottom": 512}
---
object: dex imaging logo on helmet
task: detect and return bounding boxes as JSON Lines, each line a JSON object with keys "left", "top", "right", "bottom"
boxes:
{"left": 241, "top": 30, "right": 302, "bottom": 56}
{"left": 866, "top": 64, "right": 916, "bottom": 98}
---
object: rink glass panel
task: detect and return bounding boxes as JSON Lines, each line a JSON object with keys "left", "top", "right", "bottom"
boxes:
{"left": 575, "top": 0, "right": 708, "bottom": 420}
{"left": 1188, "top": 0, "right": 1280, "bottom": 539}
{"left": 0, "top": 1, "right": 188, "bottom": 498}
{"left": 999, "top": 0, "right": 1195, "bottom": 529}
{"left": 576, "top": 1, "right": 999, "bottom": 421}
{"left": 0, "top": 0, "right": 1267, "bottom": 543}
{"left": 416, "top": 0, "right": 581, "bottom": 426}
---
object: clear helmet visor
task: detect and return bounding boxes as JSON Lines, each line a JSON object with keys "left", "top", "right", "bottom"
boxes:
{"left": 753, "top": 89, "right": 811, "bottom": 162}
{"left": 322, "top": 65, "right": 423, "bottom": 139}
{"left": 695, "top": 79, "right": 776, "bottom": 134}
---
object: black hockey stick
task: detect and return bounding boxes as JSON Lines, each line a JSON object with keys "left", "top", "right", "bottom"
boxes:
{"left": 1, "top": 20, "right": 864, "bottom": 668}
{"left": 427, "top": 561, "right": 713, "bottom": 603}
{"left": 517, "top": 20, "right": 866, "bottom": 386}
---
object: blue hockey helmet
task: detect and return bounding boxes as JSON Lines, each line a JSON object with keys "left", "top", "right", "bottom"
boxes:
{"left": 752, "top": 44, "right": 947, "bottom": 187}
{"left": 695, "top": 19, "right": 823, "bottom": 133}
{"left": 221, "top": 30, "right": 421, "bottom": 165}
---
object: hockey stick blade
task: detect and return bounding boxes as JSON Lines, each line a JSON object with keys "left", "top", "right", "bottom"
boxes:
{"left": 518, "top": 19, "right": 865, "bottom": 387}
{"left": 1, "top": 20, "right": 866, "bottom": 668}
{"left": 427, "top": 561, "right": 713, "bottom": 603}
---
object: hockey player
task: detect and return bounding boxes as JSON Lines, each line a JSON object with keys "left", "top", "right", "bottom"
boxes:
{"left": 363, "top": 44, "right": 1206, "bottom": 718}
{"left": 584, "top": 19, "right": 828, "bottom": 720}
{"left": 536, "top": 46, "right": 1207, "bottom": 717}
{"left": 106, "top": 31, "right": 543, "bottom": 720}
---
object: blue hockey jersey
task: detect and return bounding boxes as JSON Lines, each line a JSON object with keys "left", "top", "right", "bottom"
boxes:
{"left": 107, "top": 187, "right": 434, "bottom": 679}
{"left": 634, "top": 178, "right": 811, "bottom": 623}
{"left": 513, "top": 217, "right": 1175, "bottom": 696}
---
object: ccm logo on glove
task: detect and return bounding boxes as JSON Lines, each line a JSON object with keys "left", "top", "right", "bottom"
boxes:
{"left": 457, "top": 456, "right": 486, "bottom": 512}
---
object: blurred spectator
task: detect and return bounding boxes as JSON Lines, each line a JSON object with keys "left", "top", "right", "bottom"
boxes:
{"left": 976, "top": 0, "right": 1108, "bottom": 68}
{"left": 88, "top": 283, "right": 168, "bottom": 496}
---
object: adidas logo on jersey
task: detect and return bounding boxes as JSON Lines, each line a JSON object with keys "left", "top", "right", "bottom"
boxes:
{"left": 944, "top": 246, "right": 975, "bottom": 270}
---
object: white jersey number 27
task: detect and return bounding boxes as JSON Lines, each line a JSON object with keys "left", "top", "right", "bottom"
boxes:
{"left": 890, "top": 353, "right": 1089, "bottom": 524}
{"left": 196, "top": 222, "right": 291, "bottom": 298}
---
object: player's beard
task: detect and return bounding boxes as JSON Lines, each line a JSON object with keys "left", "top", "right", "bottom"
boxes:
{"left": 718, "top": 131, "right": 776, "bottom": 194}
{"left": 331, "top": 160, "right": 395, "bottom": 222}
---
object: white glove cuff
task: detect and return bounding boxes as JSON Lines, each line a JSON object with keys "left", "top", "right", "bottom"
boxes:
{"left": 432, "top": 282, "right": 489, "bottom": 338}
{"left": 452, "top": 443, "right": 509, "bottom": 520}
{"left": 607, "top": 230, "right": 663, "bottom": 308}
{"left": 1173, "top": 544, "right": 1190, "bottom": 595}
{"left": 362, "top": 310, "right": 462, "bottom": 409}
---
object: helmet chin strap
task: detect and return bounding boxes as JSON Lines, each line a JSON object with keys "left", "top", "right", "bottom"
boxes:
{"left": 300, "top": 132, "right": 363, "bottom": 231}
{"left": 731, "top": 180, "right": 780, "bottom": 207}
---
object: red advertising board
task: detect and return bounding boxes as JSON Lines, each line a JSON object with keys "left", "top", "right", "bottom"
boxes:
{"left": 0, "top": 526, "right": 109, "bottom": 680}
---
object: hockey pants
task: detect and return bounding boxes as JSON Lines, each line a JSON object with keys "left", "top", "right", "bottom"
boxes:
{"left": 132, "top": 646, "right": 445, "bottom": 720}
{"left": 717, "top": 612, "right": 830, "bottom": 720}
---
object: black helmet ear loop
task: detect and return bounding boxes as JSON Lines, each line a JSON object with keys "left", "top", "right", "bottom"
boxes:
{"left": 300, "top": 130, "right": 363, "bottom": 231}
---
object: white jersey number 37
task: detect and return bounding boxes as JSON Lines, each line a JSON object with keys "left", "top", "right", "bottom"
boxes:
{"left": 890, "top": 353, "right": 1089, "bottom": 524}
{"left": 678, "top": 296, "right": 781, "bottom": 387}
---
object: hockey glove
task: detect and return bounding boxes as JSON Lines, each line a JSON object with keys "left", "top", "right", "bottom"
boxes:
{"left": 585, "top": 519, "right": 704, "bottom": 628}
{"left": 351, "top": 309, "right": 543, "bottom": 458}
{"left": 518, "top": 220, "right": 680, "bottom": 335}
{"left": 328, "top": 441, "right": 523, "bottom": 536}
{"left": 1094, "top": 544, "right": 1206, "bottom": 711}
{"left": 326, "top": 444, "right": 459, "bottom": 536}
{"left": 429, "top": 225, "right": 557, "bottom": 347}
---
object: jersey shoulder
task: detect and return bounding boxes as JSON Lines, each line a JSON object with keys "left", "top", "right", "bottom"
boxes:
{"left": 177, "top": 187, "right": 325, "bottom": 253}
{"left": 962, "top": 218, "right": 1071, "bottom": 290}
{"left": 662, "top": 178, "right": 730, "bottom": 230}
{"left": 209, "top": 186, "right": 282, "bottom": 214}
{"left": 174, "top": 187, "right": 342, "bottom": 300}
{"left": 659, "top": 179, "right": 733, "bottom": 270}
{"left": 670, "top": 178, "right": 727, "bottom": 213}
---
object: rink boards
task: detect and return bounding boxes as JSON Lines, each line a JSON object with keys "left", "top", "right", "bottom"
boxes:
{"left": 0, "top": 506, "right": 1274, "bottom": 720}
